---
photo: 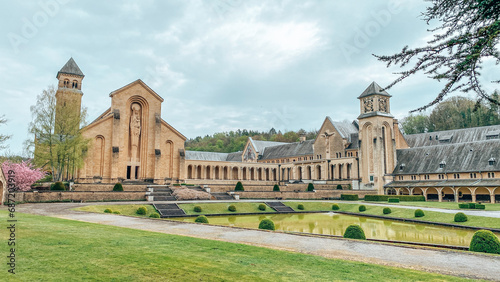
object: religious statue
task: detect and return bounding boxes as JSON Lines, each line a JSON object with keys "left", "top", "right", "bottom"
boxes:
{"left": 130, "top": 103, "right": 141, "bottom": 162}
{"left": 321, "top": 131, "right": 334, "bottom": 158}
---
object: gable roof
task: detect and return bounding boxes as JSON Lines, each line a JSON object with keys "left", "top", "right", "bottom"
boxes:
{"left": 326, "top": 117, "right": 359, "bottom": 139}
{"left": 185, "top": 150, "right": 243, "bottom": 162}
{"left": 393, "top": 139, "right": 500, "bottom": 174}
{"left": 260, "top": 140, "right": 314, "bottom": 160}
{"left": 248, "top": 137, "right": 288, "bottom": 153}
{"left": 357, "top": 81, "right": 391, "bottom": 99}
{"left": 57, "top": 57, "right": 84, "bottom": 78}
{"left": 109, "top": 79, "right": 164, "bottom": 102}
{"left": 404, "top": 124, "right": 500, "bottom": 148}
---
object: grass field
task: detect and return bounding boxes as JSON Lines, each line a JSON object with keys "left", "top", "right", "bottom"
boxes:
{"left": 76, "top": 204, "right": 159, "bottom": 217}
{"left": 178, "top": 202, "right": 275, "bottom": 215}
{"left": 0, "top": 210, "right": 472, "bottom": 281}
{"left": 284, "top": 201, "right": 500, "bottom": 229}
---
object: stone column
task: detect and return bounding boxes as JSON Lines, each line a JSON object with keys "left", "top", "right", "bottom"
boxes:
{"left": 454, "top": 188, "right": 459, "bottom": 203}
{"left": 421, "top": 188, "right": 428, "bottom": 201}
{"left": 408, "top": 188, "right": 414, "bottom": 196}
{"left": 470, "top": 187, "right": 477, "bottom": 203}
{"left": 395, "top": 188, "right": 400, "bottom": 195}
{"left": 436, "top": 188, "right": 443, "bottom": 202}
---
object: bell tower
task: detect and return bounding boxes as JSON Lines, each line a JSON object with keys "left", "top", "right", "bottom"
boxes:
{"left": 55, "top": 58, "right": 84, "bottom": 133}
{"left": 357, "top": 82, "right": 396, "bottom": 194}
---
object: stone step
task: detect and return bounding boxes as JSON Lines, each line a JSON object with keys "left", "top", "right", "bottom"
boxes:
{"left": 265, "top": 201, "right": 294, "bottom": 212}
{"left": 153, "top": 196, "right": 177, "bottom": 201}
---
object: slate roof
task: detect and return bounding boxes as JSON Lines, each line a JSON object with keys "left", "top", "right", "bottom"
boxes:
{"left": 346, "top": 133, "right": 359, "bottom": 150}
{"left": 249, "top": 138, "right": 288, "bottom": 153}
{"left": 357, "top": 81, "right": 391, "bottom": 99}
{"left": 185, "top": 150, "right": 243, "bottom": 162}
{"left": 386, "top": 178, "right": 500, "bottom": 188}
{"left": 226, "top": 151, "right": 243, "bottom": 162}
{"left": 405, "top": 124, "right": 500, "bottom": 148}
{"left": 326, "top": 118, "right": 359, "bottom": 139}
{"left": 260, "top": 140, "right": 314, "bottom": 160}
{"left": 57, "top": 57, "right": 84, "bottom": 77}
{"left": 393, "top": 139, "right": 500, "bottom": 175}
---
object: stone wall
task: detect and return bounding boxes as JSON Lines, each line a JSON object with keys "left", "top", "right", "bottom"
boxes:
{"left": 236, "top": 190, "right": 377, "bottom": 200}
{"left": 13, "top": 191, "right": 146, "bottom": 202}
{"left": 206, "top": 182, "right": 354, "bottom": 193}
{"left": 72, "top": 184, "right": 147, "bottom": 192}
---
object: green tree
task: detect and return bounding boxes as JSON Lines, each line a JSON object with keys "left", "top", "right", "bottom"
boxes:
{"left": 400, "top": 114, "right": 432, "bottom": 134}
{"left": 27, "top": 86, "right": 90, "bottom": 181}
{"left": 0, "top": 115, "right": 11, "bottom": 150}
{"left": 375, "top": 0, "right": 500, "bottom": 112}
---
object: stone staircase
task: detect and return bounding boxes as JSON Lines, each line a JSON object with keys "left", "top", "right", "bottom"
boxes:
{"left": 211, "top": 193, "right": 234, "bottom": 200}
{"left": 148, "top": 186, "right": 177, "bottom": 201}
{"left": 153, "top": 203, "right": 186, "bottom": 217}
{"left": 265, "top": 201, "right": 295, "bottom": 213}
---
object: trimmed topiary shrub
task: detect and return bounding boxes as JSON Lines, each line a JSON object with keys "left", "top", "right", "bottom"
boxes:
{"left": 195, "top": 215, "right": 209, "bottom": 223}
{"left": 307, "top": 183, "right": 315, "bottom": 191}
{"left": 235, "top": 181, "right": 244, "bottom": 191}
{"left": 476, "top": 204, "right": 486, "bottom": 210}
{"left": 336, "top": 184, "right": 343, "bottom": 190}
{"left": 343, "top": 225, "right": 366, "bottom": 240}
{"left": 273, "top": 184, "right": 280, "bottom": 191}
{"left": 228, "top": 205, "right": 237, "bottom": 212}
{"left": 258, "top": 219, "right": 275, "bottom": 230}
{"left": 468, "top": 203, "right": 476, "bottom": 209}
{"left": 332, "top": 204, "right": 340, "bottom": 210}
{"left": 454, "top": 212, "right": 468, "bottom": 222}
{"left": 297, "top": 204, "right": 305, "bottom": 210}
{"left": 388, "top": 198, "right": 400, "bottom": 203}
{"left": 459, "top": 203, "right": 469, "bottom": 209}
{"left": 340, "top": 194, "right": 359, "bottom": 201}
{"left": 149, "top": 213, "right": 160, "bottom": 218}
{"left": 358, "top": 205, "right": 366, "bottom": 212}
{"left": 383, "top": 207, "right": 391, "bottom": 214}
{"left": 414, "top": 209, "right": 425, "bottom": 217}
{"left": 469, "top": 230, "right": 500, "bottom": 254}
{"left": 104, "top": 208, "right": 112, "bottom": 213}
{"left": 113, "top": 183, "right": 123, "bottom": 191}
{"left": 136, "top": 206, "right": 147, "bottom": 215}
{"left": 258, "top": 204, "right": 267, "bottom": 211}
{"left": 50, "top": 181, "right": 65, "bottom": 191}
{"left": 113, "top": 211, "right": 121, "bottom": 214}
{"left": 193, "top": 206, "right": 202, "bottom": 213}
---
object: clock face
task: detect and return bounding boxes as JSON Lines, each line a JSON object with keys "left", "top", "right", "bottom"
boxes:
{"left": 378, "top": 98, "right": 387, "bottom": 112}
{"left": 363, "top": 98, "right": 373, "bottom": 113}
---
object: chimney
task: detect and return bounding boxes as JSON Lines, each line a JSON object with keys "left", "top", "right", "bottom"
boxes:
{"left": 299, "top": 135, "right": 306, "bottom": 143}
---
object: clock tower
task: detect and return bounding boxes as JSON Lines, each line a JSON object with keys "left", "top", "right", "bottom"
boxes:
{"left": 357, "top": 82, "right": 396, "bottom": 194}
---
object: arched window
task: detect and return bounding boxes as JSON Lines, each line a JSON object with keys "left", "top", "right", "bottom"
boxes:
{"left": 63, "top": 79, "right": 69, "bottom": 87}
{"left": 72, "top": 80, "right": 78, "bottom": 89}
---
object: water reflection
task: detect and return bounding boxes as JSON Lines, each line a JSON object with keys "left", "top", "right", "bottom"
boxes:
{"left": 172, "top": 212, "right": 500, "bottom": 247}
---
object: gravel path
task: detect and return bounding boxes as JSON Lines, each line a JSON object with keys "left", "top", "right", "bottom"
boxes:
{"left": 12, "top": 202, "right": 500, "bottom": 281}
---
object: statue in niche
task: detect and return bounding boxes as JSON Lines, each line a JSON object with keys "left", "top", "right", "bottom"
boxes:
{"left": 321, "top": 131, "right": 334, "bottom": 158}
{"left": 130, "top": 103, "right": 141, "bottom": 162}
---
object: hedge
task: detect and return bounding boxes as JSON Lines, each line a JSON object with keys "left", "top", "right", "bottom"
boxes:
{"left": 468, "top": 203, "right": 476, "bottom": 209}
{"left": 388, "top": 198, "right": 400, "bottom": 203}
{"left": 343, "top": 225, "right": 366, "bottom": 240}
{"left": 454, "top": 212, "right": 468, "bottom": 222}
{"left": 459, "top": 203, "right": 486, "bottom": 210}
{"left": 50, "top": 181, "right": 66, "bottom": 191}
{"left": 149, "top": 213, "right": 160, "bottom": 218}
{"left": 469, "top": 230, "right": 500, "bottom": 254}
{"left": 364, "top": 195, "right": 425, "bottom": 202}
{"left": 476, "top": 204, "right": 486, "bottom": 210}
{"left": 258, "top": 219, "right": 275, "bottom": 230}
{"left": 458, "top": 203, "right": 469, "bottom": 209}
{"left": 195, "top": 215, "right": 209, "bottom": 223}
{"left": 336, "top": 184, "right": 343, "bottom": 190}
{"left": 341, "top": 194, "right": 359, "bottom": 201}
{"left": 113, "top": 183, "right": 123, "bottom": 192}
{"left": 104, "top": 208, "right": 112, "bottom": 213}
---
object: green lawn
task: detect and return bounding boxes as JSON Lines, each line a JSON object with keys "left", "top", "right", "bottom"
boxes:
{"left": 0, "top": 210, "right": 472, "bottom": 281}
{"left": 386, "top": 201, "right": 500, "bottom": 211}
{"left": 284, "top": 201, "right": 500, "bottom": 229}
{"left": 178, "top": 202, "right": 275, "bottom": 215}
{"left": 75, "top": 204, "right": 159, "bottom": 217}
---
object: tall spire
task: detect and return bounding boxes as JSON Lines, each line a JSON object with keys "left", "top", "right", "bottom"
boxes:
{"left": 57, "top": 57, "right": 84, "bottom": 78}
{"left": 357, "top": 81, "right": 391, "bottom": 99}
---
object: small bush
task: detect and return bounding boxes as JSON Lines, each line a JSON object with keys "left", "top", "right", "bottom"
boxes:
{"left": 307, "top": 183, "right": 315, "bottom": 191}
{"left": 332, "top": 204, "right": 340, "bottom": 211}
{"left": 476, "top": 204, "right": 486, "bottom": 210}
{"left": 228, "top": 205, "right": 237, "bottom": 212}
{"left": 414, "top": 209, "right": 425, "bottom": 217}
{"left": 136, "top": 206, "right": 147, "bottom": 215}
{"left": 149, "top": 213, "right": 160, "bottom": 218}
{"left": 343, "top": 225, "right": 366, "bottom": 240}
{"left": 50, "top": 181, "right": 65, "bottom": 191}
{"left": 459, "top": 203, "right": 469, "bottom": 209}
{"left": 469, "top": 230, "right": 500, "bottom": 254}
{"left": 336, "top": 184, "right": 343, "bottom": 190}
{"left": 358, "top": 205, "right": 366, "bottom": 212}
{"left": 193, "top": 206, "right": 202, "bottom": 213}
{"left": 258, "top": 219, "right": 275, "bottom": 230}
{"left": 113, "top": 211, "right": 121, "bottom": 214}
{"left": 235, "top": 181, "right": 244, "bottom": 191}
{"left": 341, "top": 194, "right": 359, "bottom": 201}
{"left": 388, "top": 198, "right": 400, "bottom": 203}
{"left": 297, "top": 204, "right": 305, "bottom": 210}
{"left": 468, "top": 203, "right": 476, "bottom": 209}
{"left": 273, "top": 184, "right": 280, "bottom": 191}
{"left": 195, "top": 215, "right": 209, "bottom": 223}
{"left": 104, "top": 208, "right": 112, "bottom": 213}
{"left": 383, "top": 207, "right": 391, "bottom": 214}
{"left": 454, "top": 212, "right": 468, "bottom": 222}
{"left": 258, "top": 204, "right": 267, "bottom": 211}
{"left": 113, "top": 183, "right": 123, "bottom": 191}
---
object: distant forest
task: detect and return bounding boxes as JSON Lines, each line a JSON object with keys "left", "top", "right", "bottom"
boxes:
{"left": 185, "top": 128, "right": 318, "bottom": 153}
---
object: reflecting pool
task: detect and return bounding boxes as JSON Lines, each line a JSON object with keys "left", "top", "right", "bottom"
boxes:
{"left": 172, "top": 212, "right": 500, "bottom": 247}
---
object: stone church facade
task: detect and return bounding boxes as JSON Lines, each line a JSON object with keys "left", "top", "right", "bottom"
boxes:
{"left": 54, "top": 58, "right": 499, "bottom": 201}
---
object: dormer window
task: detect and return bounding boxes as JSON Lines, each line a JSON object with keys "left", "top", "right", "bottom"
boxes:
{"left": 486, "top": 131, "right": 500, "bottom": 140}
{"left": 399, "top": 163, "right": 405, "bottom": 171}
{"left": 439, "top": 161, "right": 446, "bottom": 169}
{"left": 489, "top": 157, "right": 496, "bottom": 166}
{"left": 439, "top": 134, "right": 453, "bottom": 143}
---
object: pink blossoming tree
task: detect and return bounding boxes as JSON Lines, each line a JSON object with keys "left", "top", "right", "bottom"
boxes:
{"left": 1, "top": 161, "right": 46, "bottom": 191}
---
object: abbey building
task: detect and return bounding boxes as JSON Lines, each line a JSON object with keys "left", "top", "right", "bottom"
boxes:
{"left": 55, "top": 58, "right": 500, "bottom": 202}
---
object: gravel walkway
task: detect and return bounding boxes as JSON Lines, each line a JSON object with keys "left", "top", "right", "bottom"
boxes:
{"left": 12, "top": 202, "right": 500, "bottom": 281}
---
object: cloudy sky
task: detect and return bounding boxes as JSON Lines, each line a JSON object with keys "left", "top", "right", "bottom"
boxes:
{"left": 1, "top": 0, "right": 498, "bottom": 155}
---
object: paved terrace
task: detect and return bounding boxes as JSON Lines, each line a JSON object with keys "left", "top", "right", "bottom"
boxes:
{"left": 11, "top": 201, "right": 500, "bottom": 281}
